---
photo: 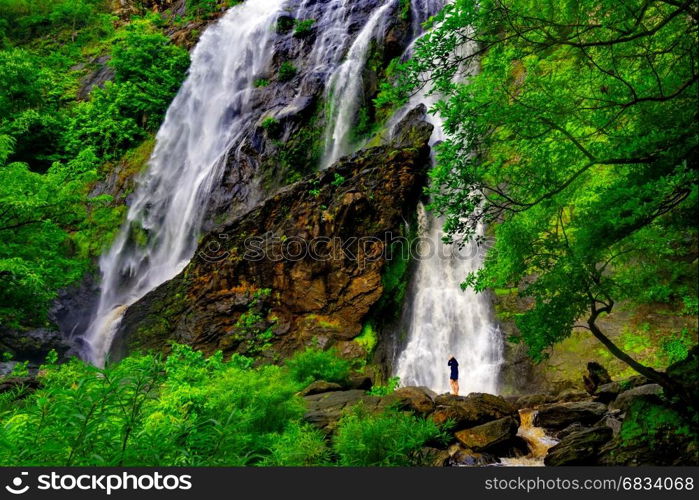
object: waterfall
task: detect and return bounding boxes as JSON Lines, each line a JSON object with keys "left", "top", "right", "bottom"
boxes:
{"left": 81, "top": 0, "right": 503, "bottom": 386}
{"left": 321, "top": 0, "right": 394, "bottom": 167}
{"left": 392, "top": 2, "right": 504, "bottom": 395}
{"left": 82, "top": 0, "right": 285, "bottom": 366}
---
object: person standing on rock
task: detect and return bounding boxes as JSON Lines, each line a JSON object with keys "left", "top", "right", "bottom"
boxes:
{"left": 448, "top": 356, "right": 459, "bottom": 395}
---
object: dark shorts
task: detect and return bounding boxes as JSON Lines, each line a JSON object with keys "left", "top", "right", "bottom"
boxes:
{"left": 450, "top": 376, "right": 458, "bottom": 381}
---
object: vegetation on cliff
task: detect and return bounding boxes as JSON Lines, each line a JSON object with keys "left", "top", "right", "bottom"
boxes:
{"left": 0, "top": 1, "right": 196, "bottom": 328}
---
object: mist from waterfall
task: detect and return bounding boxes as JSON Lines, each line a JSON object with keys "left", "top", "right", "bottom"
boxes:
{"left": 82, "top": 0, "right": 285, "bottom": 366}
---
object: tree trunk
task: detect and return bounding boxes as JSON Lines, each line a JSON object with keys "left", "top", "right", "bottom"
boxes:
{"left": 587, "top": 316, "right": 696, "bottom": 411}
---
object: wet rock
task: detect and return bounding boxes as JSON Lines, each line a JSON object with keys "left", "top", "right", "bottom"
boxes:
{"left": 393, "top": 386, "right": 437, "bottom": 414}
{"left": 302, "top": 390, "right": 398, "bottom": 432}
{"left": 454, "top": 416, "right": 519, "bottom": 453}
{"left": 594, "top": 382, "right": 621, "bottom": 404}
{"left": 391, "top": 104, "right": 434, "bottom": 149}
{"left": 555, "top": 423, "right": 587, "bottom": 440}
{"left": 544, "top": 427, "right": 613, "bottom": 466}
{"left": 0, "top": 376, "right": 40, "bottom": 394}
{"left": 598, "top": 412, "right": 623, "bottom": 436}
{"left": 432, "top": 393, "right": 518, "bottom": 430}
{"left": 448, "top": 445, "right": 499, "bottom": 466}
{"left": 77, "top": 55, "right": 115, "bottom": 100}
{"left": 0, "top": 327, "right": 72, "bottom": 364}
{"left": 346, "top": 375, "right": 373, "bottom": 391}
{"left": 609, "top": 384, "right": 663, "bottom": 412}
{"left": 556, "top": 389, "right": 591, "bottom": 402}
{"left": 534, "top": 401, "right": 608, "bottom": 430}
{"left": 299, "top": 380, "right": 343, "bottom": 397}
{"left": 514, "top": 393, "right": 556, "bottom": 409}
{"left": 417, "top": 447, "right": 451, "bottom": 467}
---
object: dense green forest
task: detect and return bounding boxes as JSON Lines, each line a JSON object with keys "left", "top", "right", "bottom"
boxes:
{"left": 0, "top": 0, "right": 697, "bottom": 467}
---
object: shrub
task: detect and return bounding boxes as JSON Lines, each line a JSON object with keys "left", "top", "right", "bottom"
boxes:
{"left": 260, "top": 117, "right": 281, "bottom": 137}
{"left": 293, "top": 19, "right": 315, "bottom": 37}
{"left": 284, "top": 347, "right": 350, "bottom": 386}
{"left": 333, "top": 405, "right": 444, "bottom": 466}
{"left": 278, "top": 61, "right": 297, "bottom": 82}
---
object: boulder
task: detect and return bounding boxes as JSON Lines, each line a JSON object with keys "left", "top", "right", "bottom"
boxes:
{"left": 416, "top": 447, "right": 451, "bottom": 467}
{"left": 555, "top": 423, "right": 587, "bottom": 440}
{"left": 556, "top": 389, "right": 591, "bottom": 402}
{"left": 594, "top": 382, "right": 621, "bottom": 404}
{"left": 303, "top": 390, "right": 396, "bottom": 432}
{"left": 544, "top": 427, "right": 613, "bottom": 466}
{"left": 432, "top": 393, "right": 517, "bottom": 430}
{"left": 582, "top": 361, "right": 612, "bottom": 394}
{"left": 534, "top": 401, "right": 607, "bottom": 430}
{"left": 448, "top": 445, "right": 499, "bottom": 466}
{"left": 609, "top": 384, "right": 663, "bottom": 412}
{"left": 346, "top": 375, "right": 373, "bottom": 391}
{"left": 454, "top": 416, "right": 519, "bottom": 453}
{"left": 0, "top": 327, "right": 72, "bottom": 365}
{"left": 393, "top": 386, "right": 437, "bottom": 415}
{"left": 596, "top": 394, "right": 699, "bottom": 466}
{"left": 299, "top": 380, "right": 343, "bottom": 397}
{"left": 514, "top": 393, "right": 556, "bottom": 409}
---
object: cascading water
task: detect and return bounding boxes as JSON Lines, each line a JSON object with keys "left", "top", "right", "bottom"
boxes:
{"left": 82, "top": 0, "right": 285, "bottom": 366}
{"left": 321, "top": 0, "right": 394, "bottom": 167}
{"left": 392, "top": 1, "right": 505, "bottom": 395}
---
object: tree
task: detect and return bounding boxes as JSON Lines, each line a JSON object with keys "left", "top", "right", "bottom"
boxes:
{"left": 387, "top": 0, "right": 698, "bottom": 403}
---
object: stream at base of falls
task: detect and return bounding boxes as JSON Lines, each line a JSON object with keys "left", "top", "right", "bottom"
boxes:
{"left": 499, "top": 409, "right": 560, "bottom": 466}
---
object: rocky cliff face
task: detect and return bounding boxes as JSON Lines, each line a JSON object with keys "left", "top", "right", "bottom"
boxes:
{"left": 111, "top": 110, "right": 433, "bottom": 362}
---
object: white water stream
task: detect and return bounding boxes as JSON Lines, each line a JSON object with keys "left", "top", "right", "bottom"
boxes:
{"left": 83, "top": 0, "right": 285, "bottom": 365}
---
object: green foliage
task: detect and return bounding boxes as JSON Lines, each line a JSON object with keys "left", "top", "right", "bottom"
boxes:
{"left": 254, "top": 78, "right": 269, "bottom": 88}
{"left": 367, "top": 376, "right": 400, "bottom": 396}
{"left": 260, "top": 116, "right": 281, "bottom": 137}
{"left": 332, "top": 404, "right": 443, "bottom": 466}
{"left": 620, "top": 397, "right": 694, "bottom": 446}
{"left": 278, "top": 61, "right": 297, "bottom": 82}
{"left": 0, "top": 345, "right": 313, "bottom": 466}
{"left": 0, "top": 7, "right": 189, "bottom": 329}
{"left": 331, "top": 173, "right": 345, "bottom": 187}
{"left": 660, "top": 328, "right": 693, "bottom": 365}
{"left": 0, "top": 345, "right": 449, "bottom": 466}
{"left": 275, "top": 16, "right": 294, "bottom": 34}
{"left": 230, "top": 288, "right": 275, "bottom": 356}
{"left": 261, "top": 422, "right": 330, "bottom": 466}
{"left": 390, "top": 0, "right": 698, "bottom": 366}
{"left": 66, "top": 22, "right": 189, "bottom": 160}
{"left": 293, "top": 19, "right": 315, "bottom": 37}
{"left": 284, "top": 347, "right": 350, "bottom": 386}
{"left": 355, "top": 322, "right": 378, "bottom": 356}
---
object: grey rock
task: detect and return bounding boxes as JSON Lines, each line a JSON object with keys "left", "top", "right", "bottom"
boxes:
{"left": 609, "top": 384, "right": 663, "bottom": 412}
{"left": 545, "top": 427, "right": 613, "bottom": 466}
{"left": 534, "top": 401, "right": 608, "bottom": 430}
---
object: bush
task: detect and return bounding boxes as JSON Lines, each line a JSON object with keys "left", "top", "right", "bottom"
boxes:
{"left": 293, "top": 19, "right": 315, "bottom": 37}
{"left": 0, "top": 345, "right": 314, "bottom": 466}
{"left": 284, "top": 347, "right": 350, "bottom": 386}
{"left": 278, "top": 61, "right": 297, "bottom": 82}
{"left": 333, "top": 405, "right": 444, "bottom": 466}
